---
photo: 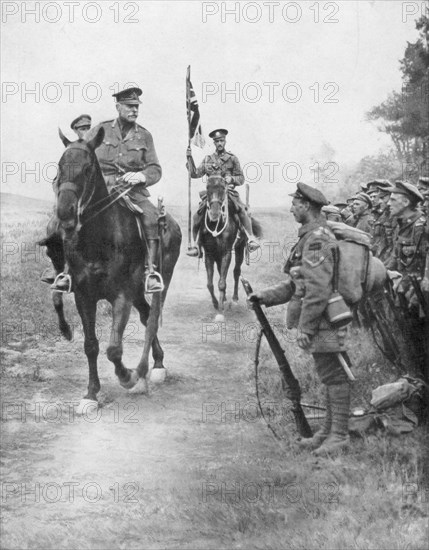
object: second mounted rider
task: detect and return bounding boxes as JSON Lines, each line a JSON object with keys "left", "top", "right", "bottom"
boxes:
{"left": 186, "top": 128, "right": 260, "bottom": 257}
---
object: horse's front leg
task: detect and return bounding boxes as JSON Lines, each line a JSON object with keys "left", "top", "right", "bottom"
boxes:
{"left": 53, "top": 291, "right": 73, "bottom": 340}
{"left": 217, "top": 247, "right": 232, "bottom": 318}
{"left": 106, "top": 293, "right": 138, "bottom": 389}
{"left": 232, "top": 242, "right": 245, "bottom": 302}
{"left": 205, "top": 254, "right": 219, "bottom": 310}
{"left": 134, "top": 292, "right": 162, "bottom": 390}
{"left": 74, "top": 292, "right": 100, "bottom": 402}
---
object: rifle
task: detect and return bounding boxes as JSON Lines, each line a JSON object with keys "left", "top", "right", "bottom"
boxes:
{"left": 365, "top": 295, "right": 402, "bottom": 367}
{"left": 241, "top": 277, "right": 312, "bottom": 438}
{"left": 410, "top": 275, "right": 428, "bottom": 318}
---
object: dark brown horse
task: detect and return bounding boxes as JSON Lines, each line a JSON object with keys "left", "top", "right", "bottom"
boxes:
{"left": 41, "top": 127, "right": 181, "bottom": 408}
{"left": 200, "top": 176, "right": 262, "bottom": 320}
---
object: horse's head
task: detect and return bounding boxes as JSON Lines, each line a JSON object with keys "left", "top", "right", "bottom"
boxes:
{"left": 55, "top": 127, "right": 104, "bottom": 234}
{"left": 206, "top": 175, "right": 227, "bottom": 222}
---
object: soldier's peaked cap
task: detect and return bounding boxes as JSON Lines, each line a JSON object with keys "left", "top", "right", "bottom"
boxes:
{"left": 366, "top": 179, "right": 392, "bottom": 191}
{"left": 209, "top": 129, "right": 228, "bottom": 139}
{"left": 418, "top": 176, "right": 429, "bottom": 186}
{"left": 289, "top": 182, "right": 329, "bottom": 206}
{"left": 70, "top": 114, "right": 91, "bottom": 129}
{"left": 352, "top": 192, "right": 372, "bottom": 208}
{"left": 112, "top": 87, "right": 142, "bottom": 104}
{"left": 389, "top": 181, "right": 423, "bottom": 202}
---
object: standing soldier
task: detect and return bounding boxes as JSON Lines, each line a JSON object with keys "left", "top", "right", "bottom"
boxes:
{"left": 186, "top": 129, "right": 260, "bottom": 257}
{"left": 349, "top": 192, "right": 373, "bottom": 233}
{"left": 249, "top": 183, "right": 353, "bottom": 455}
{"left": 386, "top": 181, "right": 427, "bottom": 380}
{"left": 366, "top": 180, "right": 395, "bottom": 262}
{"left": 70, "top": 114, "right": 92, "bottom": 140}
{"left": 417, "top": 176, "right": 429, "bottom": 216}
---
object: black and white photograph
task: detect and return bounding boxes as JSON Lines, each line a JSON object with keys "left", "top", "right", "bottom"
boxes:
{"left": 1, "top": 1, "right": 428, "bottom": 548}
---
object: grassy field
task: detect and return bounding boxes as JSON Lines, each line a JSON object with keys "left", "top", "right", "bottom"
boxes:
{"left": 1, "top": 197, "right": 428, "bottom": 549}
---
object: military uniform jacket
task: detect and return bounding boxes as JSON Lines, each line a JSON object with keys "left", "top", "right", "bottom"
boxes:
{"left": 352, "top": 211, "right": 372, "bottom": 234}
{"left": 372, "top": 208, "right": 395, "bottom": 263}
{"left": 190, "top": 151, "right": 244, "bottom": 186}
{"left": 386, "top": 210, "right": 426, "bottom": 277}
{"left": 258, "top": 218, "right": 347, "bottom": 352}
{"left": 85, "top": 119, "right": 162, "bottom": 197}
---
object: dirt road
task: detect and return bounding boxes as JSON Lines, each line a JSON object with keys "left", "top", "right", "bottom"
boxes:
{"left": 1, "top": 242, "right": 294, "bottom": 549}
{"left": 2, "top": 205, "right": 427, "bottom": 550}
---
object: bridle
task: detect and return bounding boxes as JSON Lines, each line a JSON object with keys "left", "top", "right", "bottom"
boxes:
{"left": 204, "top": 179, "right": 229, "bottom": 238}
{"left": 56, "top": 146, "right": 133, "bottom": 229}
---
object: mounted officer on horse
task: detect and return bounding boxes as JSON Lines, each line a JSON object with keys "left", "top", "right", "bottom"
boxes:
{"left": 42, "top": 87, "right": 165, "bottom": 294}
{"left": 185, "top": 128, "right": 260, "bottom": 257}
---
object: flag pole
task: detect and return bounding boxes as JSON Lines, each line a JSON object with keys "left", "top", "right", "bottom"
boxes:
{"left": 186, "top": 66, "right": 192, "bottom": 250}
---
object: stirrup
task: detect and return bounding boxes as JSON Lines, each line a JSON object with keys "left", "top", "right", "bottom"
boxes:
{"left": 145, "top": 271, "right": 164, "bottom": 294}
{"left": 186, "top": 246, "right": 200, "bottom": 257}
{"left": 51, "top": 273, "right": 72, "bottom": 293}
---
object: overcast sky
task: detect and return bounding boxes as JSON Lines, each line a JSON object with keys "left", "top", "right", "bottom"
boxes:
{"left": 1, "top": 0, "right": 423, "bottom": 206}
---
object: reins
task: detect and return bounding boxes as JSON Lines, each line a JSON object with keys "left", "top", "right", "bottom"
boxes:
{"left": 204, "top": 193, "right": 229, "bottom": 237}
{"left": 57, "top": 146, "right": 135, "bottom": 228}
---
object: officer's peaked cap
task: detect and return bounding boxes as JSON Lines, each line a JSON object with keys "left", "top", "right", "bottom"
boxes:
{"left": 209, "top": 128, "right": 228, "bottom": 139}
{"left": 71, "top": 114, "right": 91, "bottom": 129}
{"left": 112, "top": 87, "right": 142, "bottom": 104}
{"left": 389, "top": 181, "right": 423, "bottom": 202}
{"left": 289, "top": 182, "right": 329, "bottom": 206}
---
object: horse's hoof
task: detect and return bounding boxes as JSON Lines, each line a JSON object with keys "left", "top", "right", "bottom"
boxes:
{"left": 128, "top": 378, "right": 148, "bottom": 394}
{"left": 150, "top": 368, "right": 166, "bottom": 384}
{"left": 215, "top": 314, "right": 225, "bottom": 323}
{"left": 76, "top": 399, "right": 98, "bottom": 416}
{"left": 120, "top": 370, "right": 139, "bottom": 390}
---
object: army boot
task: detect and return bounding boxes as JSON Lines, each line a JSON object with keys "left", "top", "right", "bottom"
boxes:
{"left": 145, "top": 239, "right": 164, "bottom": 293}
{"left": 313, "top": 383, "right": 350, "bottom": 456}
{"left": 299, "top": 385, "right": 332, "bottom": 450}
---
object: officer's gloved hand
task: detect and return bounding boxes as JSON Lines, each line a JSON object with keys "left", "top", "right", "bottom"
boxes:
{"left": 122, "top": 172, "right": 146, "bottom": 186}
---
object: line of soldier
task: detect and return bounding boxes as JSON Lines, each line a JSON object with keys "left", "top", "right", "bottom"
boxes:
{"left": 250, "top": 177, "right": 428, "bottom": 456}
{"left": 323, "top": 177, "right": 429, "bottom": 319}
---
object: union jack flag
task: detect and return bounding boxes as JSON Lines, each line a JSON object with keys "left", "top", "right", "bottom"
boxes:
{"left": 186, "top": 66, "right": 205, "bottom": 148}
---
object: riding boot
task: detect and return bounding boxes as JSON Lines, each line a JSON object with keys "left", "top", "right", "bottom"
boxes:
{"left": 299, "top": 385, "right": 332, "bottom": 449}
{"left": 313, "top": 383, "right": 351, "bottom": 456}
{"left": 145, "top": 239, "right": 164, "bottom": 293}
{"left": 237, "top": 210, "right": 260, "bottom": 252}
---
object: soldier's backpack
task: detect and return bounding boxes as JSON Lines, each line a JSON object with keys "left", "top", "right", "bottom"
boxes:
{"left": 326, "top": 221, "right": 387, "bottom": 305}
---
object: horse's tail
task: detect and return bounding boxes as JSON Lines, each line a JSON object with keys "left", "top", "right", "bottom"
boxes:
{"left": 251, "top": 217, "right": 263, "bottom": 238}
